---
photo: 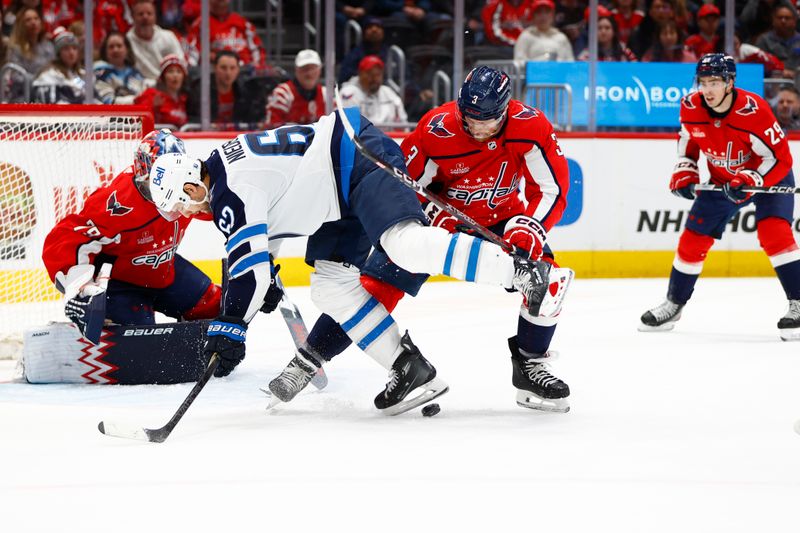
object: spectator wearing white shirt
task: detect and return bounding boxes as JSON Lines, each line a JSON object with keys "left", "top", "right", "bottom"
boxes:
{"left": 126, "top": 0, "right": 184, "bottom": 82}
{"left": 514, "top": 0, "right": 575, "bottom": 61}
{"left": 340, "top": 55, "right": 407, "bottom": 125}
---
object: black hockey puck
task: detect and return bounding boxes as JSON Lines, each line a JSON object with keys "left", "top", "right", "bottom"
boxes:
{"left": 422, "top": 403, "right": 441, "bottom": 417}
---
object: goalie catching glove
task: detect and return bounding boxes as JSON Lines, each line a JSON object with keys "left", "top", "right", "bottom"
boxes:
{"left": 205, "top": 316, "right": 247, "bottom": 377}
{"left": 503, "top": 215, "right": 547, "bottom": 260}
{"left": 723, "top": 169, "right": 762, "bottom": 204}
{"left": 669, "top": 158, "right": 699, "bottom": 200}
{"left": 54, "top": 264, "right": 110, "bottom": 345}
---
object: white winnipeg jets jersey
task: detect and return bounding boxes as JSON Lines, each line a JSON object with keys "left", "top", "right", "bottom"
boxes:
{"left": 206, "top": 109, "right": 359, "bottom": 321}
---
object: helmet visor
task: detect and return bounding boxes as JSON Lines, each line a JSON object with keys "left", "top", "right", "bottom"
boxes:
{"left": 464, "top": 113, "right": 506, "bottom": 140}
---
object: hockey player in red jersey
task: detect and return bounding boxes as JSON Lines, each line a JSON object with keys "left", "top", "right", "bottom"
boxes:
{"left": 41, "top": 129, "right": 221, "bottom": 343}
{"left": 400, "top": 66, "right": 573, "bottom": 412}
{"left": 640, "top": 54, "right": 800, "bottom": 340}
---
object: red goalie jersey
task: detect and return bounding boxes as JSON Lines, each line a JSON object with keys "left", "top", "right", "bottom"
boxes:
{"left": 679, "top": 88, "right": 793, "bottom": 186}
{"left": 42, "top": 169, "right": 206, "bottom": 289}
{"left": 401, "top": 100, "right": 569, "bottom": 231}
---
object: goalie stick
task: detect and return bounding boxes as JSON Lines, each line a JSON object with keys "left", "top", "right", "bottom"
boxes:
{"left": 98, "top": 354, "right": 220, "bottom": 443}
{"left": 694, "top": 183, "right": 800, "bottom": 195}
{"left": 333, "top": 87, "right": 574, "bottom": 317}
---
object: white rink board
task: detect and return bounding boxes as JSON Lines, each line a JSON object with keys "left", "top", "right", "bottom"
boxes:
{"left": 176, "top": 136, "right": 800, "bottom": 262}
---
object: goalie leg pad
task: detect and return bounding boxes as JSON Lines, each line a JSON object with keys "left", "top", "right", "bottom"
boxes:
{"left": 22, "top": 321, "right": 209, "bottom": 384}
{"left": 311, "top": 261, "right": 401, "bottom": 369}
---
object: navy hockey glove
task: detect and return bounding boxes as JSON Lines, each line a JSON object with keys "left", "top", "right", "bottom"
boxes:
{"left": 205, "top": 316, "right": 247, "bottom": 377}
{"left": 260, "top": 262, "right": 283, "bottom": 314}
{"left": 723, "top": 169, "right": 762, "bottom": 204}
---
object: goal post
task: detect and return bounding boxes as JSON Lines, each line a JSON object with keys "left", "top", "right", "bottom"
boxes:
{"left": 0, "top": 104, "right": 154, "bottom": 357}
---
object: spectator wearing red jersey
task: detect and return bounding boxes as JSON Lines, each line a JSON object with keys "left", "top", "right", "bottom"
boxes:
{"left": 93, "top": 0, "right": 133, "bottom": 48}
{"left": 735, "top": 31, "right": 785, "bottom": 78}
{"left": 135, "top": 54, "right": 188, "bottom": 127}
{"left": 610, "top": 0, "right": 644, "bottom": 44}
{"left": 481, "top": 0, "right": 535, "bottom": 46}
{"left": 685, "top": 4, "right": 720, "bottom": 59}
{"left": 187, "top": 50, "right": 258, "bottom": 126}
{"left": 41, "top": 0, "right": 80, "bottom": 35}
{"left": 186, "top": 0, "right": 266, "bottom": 70}
{"left": 127, "top": 0, "right": 184, "bottom": 83}
{"left": 265, "top": 49, "right": 326, "bottom": 128}
{"left": 641, "top": 19, "right": 697, "bottom": 62}
{"left": 577, "top": 15, "right": 637, "bottom": 61}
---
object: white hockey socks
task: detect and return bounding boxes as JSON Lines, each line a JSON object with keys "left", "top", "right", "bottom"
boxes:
{"left": 380, "top": 220, "right": 515, "bottom": 288}
{"left": 310, "top": 261, "right": 402, "bottom": 369}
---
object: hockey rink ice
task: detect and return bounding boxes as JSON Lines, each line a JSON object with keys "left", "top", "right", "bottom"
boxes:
{"left": 1, "top": 278, "right": 798, "bottom": 532}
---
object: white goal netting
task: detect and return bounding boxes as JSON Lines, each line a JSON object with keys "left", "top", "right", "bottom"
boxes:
{"left": 0, "top": 106, "right": 150, "bottom": 358}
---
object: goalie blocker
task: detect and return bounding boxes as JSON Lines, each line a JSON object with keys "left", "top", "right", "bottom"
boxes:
{"left": 21, "top": 321, "right": 211, "bottom": 384}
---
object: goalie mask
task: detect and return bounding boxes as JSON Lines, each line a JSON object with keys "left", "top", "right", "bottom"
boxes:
{"left": 148, "top": 152, "right": 206, "bottom": 220}
{"left": 134, "top": 129, "right": 186, "bottom": 201}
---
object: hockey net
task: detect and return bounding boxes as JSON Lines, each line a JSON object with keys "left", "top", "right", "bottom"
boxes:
{"left": 0, "top": 105, "right": 153, "bottom": 358}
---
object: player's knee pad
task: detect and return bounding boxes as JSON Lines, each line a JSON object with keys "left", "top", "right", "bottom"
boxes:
{"left": 360, "top": 274, "right": 405, "bottom": 313}
{"left": 674, "top": 229, "right": 714, "bottom": 274}
{"left": 757, "top": 217, "right": 798, "bottom": 257}
{"left": 182, "top": 283, "right": 221, "bottom": 320}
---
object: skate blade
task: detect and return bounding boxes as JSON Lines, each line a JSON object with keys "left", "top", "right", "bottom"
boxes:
{"left": 264, "top": 393, "right": 282, "bottom": 411}
{"left": 380, "top": 378, "right": 449, "bottom": 416}
{"left": 310, "top": 368, "right": 328, "bottom": 390}
{"left": 516, "top": 390, "right": 570, "bottom": 413}
{"left": 779, "top": 327, "right": 800, "bottom": 341}
{"left": 637, "top": 321, "right": 677, "bottom": 332}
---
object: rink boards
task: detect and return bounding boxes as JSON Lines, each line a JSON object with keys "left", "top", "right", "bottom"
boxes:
{"left": 177, "top": 134, "right": 800, "bottom": 285}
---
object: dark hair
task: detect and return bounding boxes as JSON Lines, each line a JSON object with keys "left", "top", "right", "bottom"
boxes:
{"left": 650, "top": 19, "right": 687, "bottom": 61}
{"left": 99, "top": 31, "right": 135, "bottom": 66}
{"left": 214, "top": 49, "right": 240, "bottom": 65}
{"left": 779, "top": 84, "right": 800, "bottom": 97}
{"left": 597, "top": 15, "right": 626, "bottom": 60}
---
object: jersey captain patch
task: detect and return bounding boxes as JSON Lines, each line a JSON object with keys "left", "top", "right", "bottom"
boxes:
{"left": 106, "top": 191, "right": 132, "bottom": 216}
{"left": 736, "top": 95, "right": 758, "bottom": 116}
{"left": 426, "top": 112, "right": 455, "bottom": 138}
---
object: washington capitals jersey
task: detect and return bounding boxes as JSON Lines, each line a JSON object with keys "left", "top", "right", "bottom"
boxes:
{"left": 206, "top": 110, "right": 360, "bottom": 321}
{"left": 400, "top": 100, "right": 569, "bottom": 231}
{"left": 678, "top": 88, "right": 793, "bottom": 186}
{"left": 42, "top": 169, "right": 204, "bottom": 289}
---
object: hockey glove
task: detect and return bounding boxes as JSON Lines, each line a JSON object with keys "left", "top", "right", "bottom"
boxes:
{"left": 205, "top": 316, "right": 247, "bottom": 377}
{"left": 723, "top": 169, "right": 762, "bottom": 204}
{"left": 423, "top": 202, "right": 460, "bottom": 233}
{"left": 669, "top": 158, "right": 699, "bottom": 200}
{"left": 503, "top": 215, "right": 547, "bottom": 261}
{"left": 260, "top": 262, "right": 283, "bottom": 314}
{"left": 55, "top": 264, "right": 109, "bottom": 344}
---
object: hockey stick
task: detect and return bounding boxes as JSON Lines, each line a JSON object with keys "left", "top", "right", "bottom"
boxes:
{"left": 98, "top": 354, "right": 220, "bottom": 443}
{"left": 334, "top": 88, "right": 514, "bottom": 255}
{"left": 694, "top": 183, "right": 800, "bottom": 194}
{"left": 274, "top": 275, "right": 328, "bottom": 390}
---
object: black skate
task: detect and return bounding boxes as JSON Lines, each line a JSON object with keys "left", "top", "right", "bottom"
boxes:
{"left": 374, "top": 331, "right": 448, "bottom": 416}
{"left": 263, "top": 347, "right": 325, "bottom": 409}
{"left": 639, "top": 299, "right": 684, "bottom": 331}
{"left": 511, "top": 257, "right": 551, "bottom": 316}
{"left": 778, "top": 299, "right": 800, "bottom": 341}
{"left": 509, "top": 337, "right": 570, "bottom": 413}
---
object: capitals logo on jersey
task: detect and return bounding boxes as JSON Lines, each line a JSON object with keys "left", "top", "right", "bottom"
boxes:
{"left": 736, "top": 95, "right": 758, "bottom": 117}
{"left": 106, "top": 191, "right": 132, "bottom": 216}
{"left": 512, "top": 104, "right": 538, "bottom": 119}
{"left": 426, "top": 112, "right": 455, "bottom": 138}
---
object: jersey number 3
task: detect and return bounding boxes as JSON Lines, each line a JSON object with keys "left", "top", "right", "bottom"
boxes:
{"left": 245, "top": 125, "right": 316, "bottom": 156}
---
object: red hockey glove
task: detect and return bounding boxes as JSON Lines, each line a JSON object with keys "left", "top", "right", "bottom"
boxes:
{"left": 669, "top": 158, "right": 699, "bottom": 200}
{"left": 503, "top": 215, "right": 547, "bottom": 260}
{"left": 723, "top": 169, "right": 762, "bottom": 204}
{"left": 423, "top": 202, "right": 459, "bottom": 233}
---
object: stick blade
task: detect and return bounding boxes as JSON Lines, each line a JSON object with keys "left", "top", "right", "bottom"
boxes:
{"left": 98, "top": 421, "right": 155, "bottom": 442}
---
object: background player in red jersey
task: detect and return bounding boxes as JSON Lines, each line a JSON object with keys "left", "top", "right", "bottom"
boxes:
{"left": 41, "top": 129, "right": 221, "bottom": 344}
{"left": 640, "top": 54, "right": 800, "bottom": 341}
{"left": 400, "top": 66, "right": 572, "bottom": 412}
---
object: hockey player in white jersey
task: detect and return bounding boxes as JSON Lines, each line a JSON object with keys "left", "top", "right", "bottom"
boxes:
{"left": 148, "top": 107, "right": 550, "bottom": 414}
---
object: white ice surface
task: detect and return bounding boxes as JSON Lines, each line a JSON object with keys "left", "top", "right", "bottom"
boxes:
{"left": 1, "top": 279, "right": 799, "bottom": 532}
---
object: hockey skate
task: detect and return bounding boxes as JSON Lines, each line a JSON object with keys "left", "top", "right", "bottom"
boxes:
{"left": 374, "top": 331, "right": 449, "bottom": 416}
{"left": 639, "top": 299, "right": 684, "bottom": 331}
{"left": 263, "top": 347, "right": 326, "bottom": 409}
{"left": 778, "top": 299, "right": 800, "bottom": 341}
{"left": 511, "top": 257, "right": 551, "bottom": 315}
{"left": 509, "top": 337, "right": 570, "bottom": 413}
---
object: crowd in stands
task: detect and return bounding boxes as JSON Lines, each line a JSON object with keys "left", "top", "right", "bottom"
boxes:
{"left": 0, "top": 0, "right": 799, "bottom": 130}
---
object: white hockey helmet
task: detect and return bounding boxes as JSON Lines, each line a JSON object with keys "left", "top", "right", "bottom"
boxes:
{"left": 148, "top": 152, "right": 205, "bottom": 219}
